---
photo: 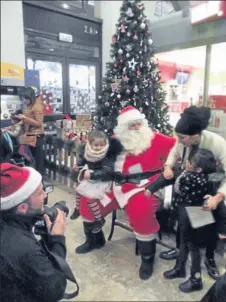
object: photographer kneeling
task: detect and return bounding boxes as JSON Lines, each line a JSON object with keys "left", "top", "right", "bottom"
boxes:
{"left": 0, "top": 163, "right": 67, "bottom": 302}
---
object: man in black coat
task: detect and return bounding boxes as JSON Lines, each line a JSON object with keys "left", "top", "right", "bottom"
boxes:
{"left": 0, "top": 163, "right": 67, "bottom": 302}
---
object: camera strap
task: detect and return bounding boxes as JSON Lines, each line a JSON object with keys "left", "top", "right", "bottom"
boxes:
{"left": 40, "top": 240, "right": 79, "bottom": 299}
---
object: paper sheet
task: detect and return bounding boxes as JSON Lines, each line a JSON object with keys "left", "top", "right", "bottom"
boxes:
{"left": 185, "top": 207, "right": 215, "bottom": 229}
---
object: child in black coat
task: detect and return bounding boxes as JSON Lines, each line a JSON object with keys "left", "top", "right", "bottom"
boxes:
{"left": 71, "top": 130, "right": 122, "bottom": 233}
{"left": 161, "top": 148, "right": 226, "bottom": 293}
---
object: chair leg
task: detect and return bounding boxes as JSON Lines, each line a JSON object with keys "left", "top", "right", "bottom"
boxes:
{"left": 108, "top": 210, "right": 117, "bottom": 241}
{"left": 135, "top": 239, "right": 139, "bottom": 255}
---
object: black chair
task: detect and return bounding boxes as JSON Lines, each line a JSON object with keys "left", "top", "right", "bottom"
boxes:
{"left": 108, "top": 207, "right": 176, "bottom": 255}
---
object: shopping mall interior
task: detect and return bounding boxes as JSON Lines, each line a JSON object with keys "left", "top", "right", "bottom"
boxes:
{"left": 1, "top": 1, "right": 226, "bottom": 301}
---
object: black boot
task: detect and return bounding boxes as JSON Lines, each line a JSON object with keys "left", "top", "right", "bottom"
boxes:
{"left": 75, "top": 221, "right": 106, "bottom": 254}
{"left": 163, "top": 259, "right": 187, "bottom": 279}
{"left": 204, "top": 258, "right": 220, "bottom": 280}
{"left": 92, "top": 218, "right": 106, "bottom": 234}
{"left": 179, "top": 269, "right": 203, "bottom": 293}
{"left": 138, "top": 239, "right": 156, "bottom": 280}
{"left": 70, "top": 207, "right": 80, "bottom": 220}
{"left": 159, "top": 248, "right": 178, "bottom": 260}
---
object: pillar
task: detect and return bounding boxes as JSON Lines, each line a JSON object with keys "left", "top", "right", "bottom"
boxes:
{"left": 1, "top": 1, "right": 25, "bottom": 86}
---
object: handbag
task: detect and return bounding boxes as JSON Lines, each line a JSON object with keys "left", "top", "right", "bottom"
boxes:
{"left": 19, "top": 134, "right": 37, "bottom": 147}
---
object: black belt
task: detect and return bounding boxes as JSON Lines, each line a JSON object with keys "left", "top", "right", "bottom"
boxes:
{"left": 27, "top": 134, "right": 44, "bottom": 137}
{"left": 114, "top": 168, "right": 163, "bottom": 185}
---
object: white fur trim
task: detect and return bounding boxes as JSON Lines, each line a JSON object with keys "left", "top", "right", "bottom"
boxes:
{"left": 134, "top": 232, "right": 157, "bottom": 241}
{"left": 113, "top": 182, "right": 144, "bottom": 208}
{"left": 117, "top": 109, "right": 145, "bottom": 125}
{"left": 1, "top": 167, "right": 42, "bottom": 210}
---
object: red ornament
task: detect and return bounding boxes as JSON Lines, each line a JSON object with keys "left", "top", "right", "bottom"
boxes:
{"left": 136, "top": 71, "right": 141, "bottom": 77}
{"left": 120, "top": 59, "right": 123, "bottom": 63}
{"left": 123, "top": 75, "right": 129, "bottom": 81}
{"left": 112, "top": 35, "right": 117, "bottom": 43}
{"left": 133, "top": 34, "right": 138, "bottom": 40}
{"left": 114, "top": 63, "right": 118, "bottom": 68}
{"left": 120, "top": 24, "right": 126, "bottom": 33}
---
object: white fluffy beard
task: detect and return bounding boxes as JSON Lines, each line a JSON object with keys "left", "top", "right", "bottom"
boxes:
{"left": 114, "top": 120, "right": 154, "bottom": 155}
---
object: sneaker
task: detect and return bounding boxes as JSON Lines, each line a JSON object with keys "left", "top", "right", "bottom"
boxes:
{"left": 92, "top": 218, "right": 106, "bottom": 234}
{"left": 159, "top": 248, "right": 178, "bottom": 260}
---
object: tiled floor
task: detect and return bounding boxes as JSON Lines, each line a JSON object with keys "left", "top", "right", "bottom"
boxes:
{"left": 47, "top": 185, "right": 225, "bottom": 301}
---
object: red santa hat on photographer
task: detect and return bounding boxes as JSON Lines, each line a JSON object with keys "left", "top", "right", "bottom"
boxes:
{"left": 0, "top": 163, "right": 42, "bottom": 211}
{"left": 117, "top": 106, "right": 145, "bottom": 126}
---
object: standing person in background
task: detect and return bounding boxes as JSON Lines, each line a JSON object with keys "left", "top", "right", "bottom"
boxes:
{"left": 160, "top": 106, "right": 226, "bottom": 280}
{"left": 15, "top": 87, "right": 45, "bottom": 174}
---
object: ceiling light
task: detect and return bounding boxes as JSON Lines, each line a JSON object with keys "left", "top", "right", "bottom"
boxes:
{"left": 62, "top": 3, "right": 69, "bottom": 9}
{"left": 217, "top": 10, "right": 223, "bottom": 16}
{"left": 49, "top": 48, "right": 54, "bottom": 52}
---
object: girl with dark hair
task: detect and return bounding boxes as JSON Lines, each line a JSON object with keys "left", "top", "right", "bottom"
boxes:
{"left": 160, "top": 106, "right": 226, "bottom": 281}
{"left": 161, "top": 148, "right": 226, "bottom": 293}
{"left": 70, "top": 130, "right": 122, "bottom": 235}
{"left": 15, "top": 87, "right": 44, "bottom": 174}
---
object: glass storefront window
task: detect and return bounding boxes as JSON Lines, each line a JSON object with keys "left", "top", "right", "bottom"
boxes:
{"left": 156, "top": 46, "right": 206, "bottom": 126}
{"left": 207, "top": 42, "right": 226, "bottom": 139}
{"left": 26, "top": 58, "right": 63, "bottom": 114}
{"left": 69, "top": 64, "right": 96, "bottom": 114}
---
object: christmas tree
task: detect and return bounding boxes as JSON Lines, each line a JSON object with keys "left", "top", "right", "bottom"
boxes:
{"left": 94, "top": 0, "right": 172, "bottom": 135}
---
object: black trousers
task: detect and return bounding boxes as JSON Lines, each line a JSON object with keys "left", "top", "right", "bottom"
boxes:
{"left": 30, "top": 134, "right": 45, "bottom": 175}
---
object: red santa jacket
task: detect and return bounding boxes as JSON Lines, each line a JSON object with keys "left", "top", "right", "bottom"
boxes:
{"left": 113, "top": 132, "right": 176, "bottom": 208}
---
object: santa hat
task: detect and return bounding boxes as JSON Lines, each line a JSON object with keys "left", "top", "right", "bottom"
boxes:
{"left": 0, "top": 163, "right": 42, "bottom": 211}
{"left": 117, "top": 106, "right": 145, "bottom": 125}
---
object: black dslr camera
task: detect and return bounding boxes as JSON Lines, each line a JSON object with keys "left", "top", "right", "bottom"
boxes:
{"left": 34, "top": 201, "right": 69, "bottom": 236}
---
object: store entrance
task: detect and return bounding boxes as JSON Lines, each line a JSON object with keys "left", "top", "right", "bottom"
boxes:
{"left": 26, "top": 53, "right": 99, "bottom": 115}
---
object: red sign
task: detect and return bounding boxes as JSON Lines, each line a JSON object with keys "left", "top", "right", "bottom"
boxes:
{"left": 198, "top": 95, "right": 226, "bottom": 112}
{"left": 167, "top": 102, "right": 189, "bottom": 113}
{"left": 191, "top": 1, "right": 226, "bottom": 25}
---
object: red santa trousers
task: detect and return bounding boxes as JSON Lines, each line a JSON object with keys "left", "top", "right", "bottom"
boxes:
{"left": 80, "top": 192, "right": 160, "bottom": 236}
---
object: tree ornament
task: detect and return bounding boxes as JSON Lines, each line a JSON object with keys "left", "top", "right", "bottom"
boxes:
{"left": 117, "top": 94, "right": 121, "bottom": 99}
{"left": 127, "top": 32, "right": 131, "bottom": 37}
{"left": 148, "top": 38, "right": 153, "bottom": 45}
{"left": 120, "top": 58, "right": 123, "bottom": 63}
{"left": 118, "top": 49, "right": 123, "bottom": 55}
{"left": 126, "top": 89, "right": 131, "bottom": 94}
{"left": 112, "top": 35, "right": 117, "bottom": 43}
{"left": 133, "top": 34, "right": 138, "bottom": 40}
{"left": 145, "top": 101, "right": 149, "bottom": 106}
{"left": 121, "top": 100, "right": 128, "bottom": 107}
{"left": 136, "top": 71, "right": 141, "bottom": 77}
{"left": 111, "top": 93, "right": 114, "bottom": 97}
{"left": 126, "top": 7, "right": 134, "bottom": 17}
{"left": 139, "top": 51, "right": 142, "bottom": 54}
{"left": 126, "top": 44, "right": 133, "bottom": 51}
{"left": 140, "top": 23, "right": 145, "bottom": 29}
{"left": 120, "top": 24, "right": 126, "bottom": 33}
{"left": 105, "top": 101, "right": 110, "bottom": 107}
{"left": 123, "top": 75, "right": 129, "bottom": 81}
{"left": 128, "top": 58, "right": 138, "bottom": 70}
{"left": 114, "top": 63, "right": 118, "bottom": 68}
{"left": 126, "top": 53, "right": 130, "bottom": 58}
{"left": 133, "top": 85, "right": 139, "bottom": 93}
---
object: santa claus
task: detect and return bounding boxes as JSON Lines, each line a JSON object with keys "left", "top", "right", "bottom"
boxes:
{"left": 75, "top": 106, "right": 176, "bottom": 280}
